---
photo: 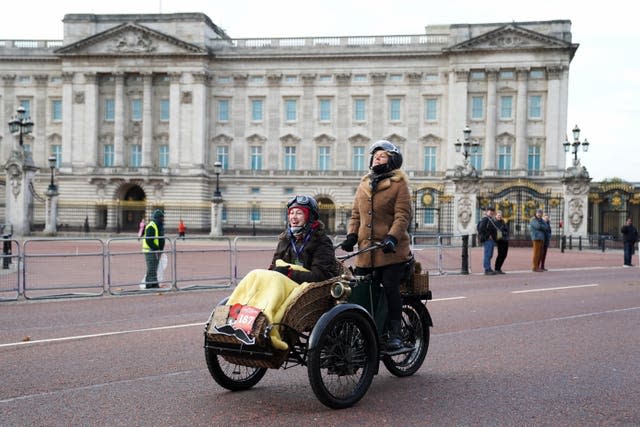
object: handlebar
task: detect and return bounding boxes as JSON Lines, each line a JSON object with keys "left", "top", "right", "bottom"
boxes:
{"left": 335, "top": 243, "right": 384, "bottom": 261}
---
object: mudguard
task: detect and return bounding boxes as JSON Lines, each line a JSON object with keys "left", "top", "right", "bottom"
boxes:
{"left": 308, "top": 303, "right": 380, "bottom": 352}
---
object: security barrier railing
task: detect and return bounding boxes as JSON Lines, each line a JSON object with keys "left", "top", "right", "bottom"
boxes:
{"left": 1, "top": 234, "right": 462, "bottom": 301}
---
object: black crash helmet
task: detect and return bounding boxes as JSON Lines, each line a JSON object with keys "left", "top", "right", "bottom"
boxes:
{"left": 368, "top": 140, "right": 403, "bottom": 171}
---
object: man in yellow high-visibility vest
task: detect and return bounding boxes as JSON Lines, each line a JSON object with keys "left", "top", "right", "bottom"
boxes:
{"left": 142, "top": 209, "right": 165, "bottom": 288}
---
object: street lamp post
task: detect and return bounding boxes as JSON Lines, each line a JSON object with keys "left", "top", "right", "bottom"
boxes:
{"left": 43, "top": 155, "right": 59, "bottom": 235}
{"left": 5, "top": 106, "right": 38, "bottom": 236}
{"left": 8, "top": 106, "right": 34, "bottom": 148}
{"left": 454, "top": 125, "right": 480, "bottom": 164}
{"left": 563, "top": 124, "right": 590, "bottom": 166}
{"left": 210, "top": 161, "right": 223, "bottom": 237}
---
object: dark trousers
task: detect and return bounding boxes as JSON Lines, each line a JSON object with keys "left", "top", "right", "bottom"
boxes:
{"left": 539, "top": 243, "right": 549, "bottom": 269}
{"left": 623, "top": 241, "right": 635, "bottom": 265}
{"left": 354, "top": 262, "right": 405, "bottom": 322}
{"left": 145, "top": 252, "right": 160, "bottom": 288}
{"left": 495, "top": 240, "right": 509, "bottom": 271}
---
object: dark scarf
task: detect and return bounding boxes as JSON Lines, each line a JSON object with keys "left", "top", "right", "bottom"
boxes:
{"left": 369, "top": 169, "right": 394, "bottom": 191}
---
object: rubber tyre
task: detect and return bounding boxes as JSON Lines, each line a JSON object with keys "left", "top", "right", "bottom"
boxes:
{"left": 382, "top": 300, "right": 430, "bottom": 377}
{"left": 204, "top": 345, "right": 267, "bottom": 391}
{"left": 307, "top": 310, "right": 378, "bottom": 409}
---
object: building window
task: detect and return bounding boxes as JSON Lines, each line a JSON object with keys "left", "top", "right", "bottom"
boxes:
{"left": 471, "top": 96, "right": 484, "bottom": 120}
{"left": 424, "top": 73, "right": 438, "bottom": 82}
{"left": 250, "top": 146, "right": 263, "bottom": 170}
{"left": 352, "top": 146, "right": 366, "bottom": 171}
{"left": 251, "top": 99, "right": 263, "bottom": 122}
{"left": 319, "top": 75, "right": 332, "bottom": 82}
{"left": 353, "top": 74, "right": 367, "bottom": 82}
{"left": 353, "top": 98, "right": 366, "bottom": 122}
{"left": 19, "top": 99, "right": 31, "bottom": 118}
{"left": 285, "top": 75, "right": 297, "bottom": 83}
{"left": 218, "top": 99, "right": 229, "bottom": 122}
{"left": 250, "top": 187, "right": 260, "bottom": 194}
{"left": 284, "top": 99, "right": 297, "bottom": 122}
{"left": 389, "top": 74, "right": 403, "bottom": 81}
{"left": 422, "top": 209, "right": 435, "bottom": 226}
{"left": 130, "top": 144, "right": 142, "bottom": 167}
{"left": 500, "top": 96, "right": 513, "bottom": 119}
{"left": 284, "top": 146, "right": 296, "bottom": 170}
{"left": 528, "top": 146, "right": 541, "bottom": 174}
{"left": 104, "top": 99, "right": 115, "bottom": 122}
{"left": 423, "top": 146, "right": 437, "bottom": 173}
{"left": 131, "top": 99, "right": 142, "bottom": 121}
{"left": 250, "top": 76, "right": 264, "bottom": 84}
{"left": 498, "top": 145, "right": 512, "bottom": 173}
{"left": 530, "top": 69, "right": 545, "bottom": 79}
{"left": 159, "top": 99, "right": 170, "bottom": 121}
{"left": 216, "top": 146, "right": 229, "bottom": 169}
{"left": 319, "top": 99, "right": 331, "bottom": 121}
{"left": 389, "top": 98, "right": 402, "bottom": 121}
{"left": 51, "top": 99, "right": 62, "bottom": 122}
{"left": 159, "top": 145, "right": 169, "bottom": 168}
{"left": 470, "top": 146, "right": 483, "bottom": 171}
{"left": 470, "top": 71, "right": 486, "bottom": 80}
{"left": 51, "top": 144, "right": 62, "bottom": 168}
{"left": 103, "top": 144, "right": 114, "bottom": 167}
{"left": 318, "top": 146, "right": 331, "bottom": 171}
{"left": 528, "top": 95, "right": 542, "bottom": 119}
{"left": 217, "top": 76, "right": 231, "bottom": 83}
{"left": 500, "top": 70, "right": 514, "bottom": 79}
{"left": 425, "top": 98, "right": 438, "bottom": 121}
{"left": 250, "top": 206, "right": 261, "bottom": 222}
{"left": 284, "top": 187, "right": 295, "bottom": 195}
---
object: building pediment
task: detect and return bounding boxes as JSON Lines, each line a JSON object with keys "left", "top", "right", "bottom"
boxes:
{"left": 55, "top": 22, "right": 207, "bottom": 56}
{"left": 446, "top": 24, "right": 577, "bottom": 54}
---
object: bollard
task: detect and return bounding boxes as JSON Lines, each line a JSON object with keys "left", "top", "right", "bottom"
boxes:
{"left": 569, "top": 235, "right": 573, "bottom": 250}
{"left": 561, "top": 235, "right": 566, "bottom": 253}
{"left": 578, "top": 236, "right": 582, "bottom": 251}
{"left": 601, "top": 237, "right": 606, "bottom": 252}
{"left": 461, "top": 234, "right": 469, "bottom": 275}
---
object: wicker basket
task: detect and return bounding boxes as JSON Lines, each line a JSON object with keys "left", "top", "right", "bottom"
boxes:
{"left": 412, "top": 272, "right": 429, "bottom": 294}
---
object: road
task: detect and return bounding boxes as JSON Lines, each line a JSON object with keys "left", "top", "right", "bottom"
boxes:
{"left": 1, "top": 264, "right": 639, "bottom": 426}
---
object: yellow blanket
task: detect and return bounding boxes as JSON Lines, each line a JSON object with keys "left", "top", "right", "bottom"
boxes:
{"left": 226, "top": 262, "right": 310, "bottom": 350}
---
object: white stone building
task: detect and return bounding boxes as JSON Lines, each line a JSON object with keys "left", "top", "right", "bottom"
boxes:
{"left": 1, "top": 13, "right": 592, "bottom": 237}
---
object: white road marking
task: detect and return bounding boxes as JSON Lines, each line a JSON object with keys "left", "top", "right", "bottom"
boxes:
{"left": 431, "top": 296, "right": 467, "bottom": 302}
{"left": 0, "top": 322, "right": 204, "bottom": 349}
{"left": 512, "top": 284, "right": 599, "bottom": 294}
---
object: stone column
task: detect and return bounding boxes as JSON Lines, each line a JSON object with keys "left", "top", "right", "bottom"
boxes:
{"left": 210, "top": 198, "right": 223, "bottom": 237}
{"left": 484, "top": 69, "right": 497, "bottom": 172}
{"left": 43, "top": 186, "right": 59, "bottom": 236}
{"left": 84, "top": 73, "right": 99, "bottom": 167}
{"left": 446, "top": 70, "right": 469, "bottom": 174}
{"left": 370, "top": 72, "right": 386, "bottom": 139}
{"left": 563, "top": 176, "right": 591, "bottom": 239}
{"left": 545, "top": 65, "right": 563, "bottom": 172}
{"left": 514, "top": 68, "right": 528, "bottom": 173}
{"left": 4, "top": 149, "right": 38, "bottom": 236}
{"left": 61, "top": 72, "right": 74, "bottom": 170}
{"left": 141, "top": 72, "right": 153, "bottom": 167}
{"left": 191, "top": 72, "right": 209, "bottom": 169}
{"left": 168, "top": 72, "right": 182, "bottom": 168}
{"left": 114, "top": 73, "right": 125, "bottom": 167}
{"left": 453, "top": 176, "right": 480, "bottom": 236}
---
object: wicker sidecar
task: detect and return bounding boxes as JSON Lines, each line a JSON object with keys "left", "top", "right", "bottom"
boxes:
{"left": 203, "top": 256, "right": 432, "bottom": 409}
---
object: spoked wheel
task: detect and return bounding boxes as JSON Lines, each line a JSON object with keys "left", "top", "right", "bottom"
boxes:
{"left": 307, "top": 309, "right": 378, "bottom": 409}
{"left": 383, "top": 300, "right": 430, "bottom": 377}
{"left": 204, "top": 345, "right": 267, "bottom": 391}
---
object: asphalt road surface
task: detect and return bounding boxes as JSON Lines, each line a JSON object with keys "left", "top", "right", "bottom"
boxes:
{"left": 1, "top": 265, "right": 639, "bottom": 426}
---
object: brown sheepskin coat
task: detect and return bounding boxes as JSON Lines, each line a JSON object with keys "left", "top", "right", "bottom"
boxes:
{"left": 347, "top": 169, "right": 412, "bottom": 268}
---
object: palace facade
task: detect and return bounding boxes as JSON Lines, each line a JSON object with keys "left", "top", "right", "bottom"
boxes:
{"left": 0, "top": 13, "right": 637, "bottom": 238}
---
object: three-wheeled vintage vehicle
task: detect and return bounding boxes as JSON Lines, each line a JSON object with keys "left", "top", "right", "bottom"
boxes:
{"left": 203, "top": 245, "right": 432, "bottom": 409}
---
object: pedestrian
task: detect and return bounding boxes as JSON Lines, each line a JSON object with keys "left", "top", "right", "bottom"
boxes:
{"left": 142, "top": 209, "right": 165, "bottom": 288}
{"left": 494, "top": 210, "right": 509, "bottom": 274}
{"left": 529, "top": 208, "right": 546, "bottom": 272}
{"left": 477, "top": 206, "right": 498, "bottom": 275}
{"left": 620, "top": 217, "right": 638, "bottom": 267}
{"left": 178, "top": 219, "right": 186, "bottom": 239}
{"left": 339, "top": 140, "right": 413, "bottom": 351}
{"left": 539, "top": 213, "right": 552, "bottom": 271}
{"left": 137, "top": 217, "right": 146, "bottom": 241}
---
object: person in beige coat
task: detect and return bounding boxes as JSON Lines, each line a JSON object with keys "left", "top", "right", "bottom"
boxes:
{"left": 339, "top": 140, "right": 413, "bottom": 350}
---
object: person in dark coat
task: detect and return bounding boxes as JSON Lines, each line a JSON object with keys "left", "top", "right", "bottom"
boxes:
{"left": 477, "top": 206, "right": 498, "bottom": 274}
{"left": 269, "top": 195, "right": 338, "bottom": 283}
{"left": 621, "top": 218, "right": 639, "bottom": 267}
{"left": 494, "top": 210, "right": 510, "bottom": 274}
{"left": 339, "top": 140, "right": 413, "bottom": 351}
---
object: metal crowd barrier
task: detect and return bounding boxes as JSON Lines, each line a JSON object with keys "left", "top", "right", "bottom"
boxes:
{"left": 1, "top": 234, "right": 468, "bottom": 301}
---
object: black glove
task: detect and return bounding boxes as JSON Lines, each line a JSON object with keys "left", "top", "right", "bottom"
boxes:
{"left": 273, "top": 266, "right": 291, "bottom": 277}
{"left": 340, "top": 233, "right": 358, "bottom": 252}
{"left": 381, "top": 235, "right": 398, "bottom": 254}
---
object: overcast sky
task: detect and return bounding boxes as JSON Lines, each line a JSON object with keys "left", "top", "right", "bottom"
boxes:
{"left": 1, "top": 0, "right": 637, "bottom": 182}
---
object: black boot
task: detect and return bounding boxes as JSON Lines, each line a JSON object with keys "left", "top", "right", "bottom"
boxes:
{"left": 387, "top": 320, "right": 403, "bottom": 351}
